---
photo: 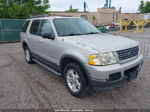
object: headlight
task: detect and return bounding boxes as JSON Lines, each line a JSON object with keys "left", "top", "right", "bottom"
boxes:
{"left": 138, "top": 46, "right": 141, "bottom": 55}
{"left": 89, "top": 52, "right": 117, "bottom": 66}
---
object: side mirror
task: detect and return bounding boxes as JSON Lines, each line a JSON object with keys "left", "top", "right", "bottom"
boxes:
{"left": 42, "top": 33, "right": 55, "bottom": 40}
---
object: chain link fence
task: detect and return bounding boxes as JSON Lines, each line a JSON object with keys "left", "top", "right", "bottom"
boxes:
{"left": 0, "top": 19, "right": 25, "bottom": 42}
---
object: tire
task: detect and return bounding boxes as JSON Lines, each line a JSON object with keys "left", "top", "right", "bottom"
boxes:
{"left": 64, "top": 62, "right": 91, "bottom": 98}
{"left": 24, "top": 47, "right": 34, "bottom": 64}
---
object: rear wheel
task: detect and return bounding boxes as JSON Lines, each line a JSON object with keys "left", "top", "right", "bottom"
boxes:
{"left": 24, "top": 47, "right": 34, "bottom": 64}
{"left": 64, "top": 62, "right": 90, "bottom": 98}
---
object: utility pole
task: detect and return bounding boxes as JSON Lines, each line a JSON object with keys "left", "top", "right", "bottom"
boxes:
{"left": 104, "top": 0, "right": 112, "bottom": 8}
{"left": 84, "top": 1, "right": 86, "bottom": 12}
{"left": 104, "top": 0, "right": 108, "bottom": 8}
{"left": 83, "top": 1, "right": 89, "bottom": 12}
{"left": 109, "top": 0, "right": 111, "bottom": 8}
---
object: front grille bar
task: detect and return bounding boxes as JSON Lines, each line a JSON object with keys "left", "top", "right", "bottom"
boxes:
{"left": 117, "top": 46, "right": 139, "bottom": 61}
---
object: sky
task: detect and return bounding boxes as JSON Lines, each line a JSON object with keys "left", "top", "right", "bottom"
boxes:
{"left": 50, "top": 0, "right": 150, "bottom": 13}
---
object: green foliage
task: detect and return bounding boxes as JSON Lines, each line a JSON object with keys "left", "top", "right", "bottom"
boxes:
{"left": 0, "top": 0, "right": 50, "bottom": 19}
{"left": 139, "top": 0, "right": 145, "bottom": 13}
{"left": 144, "top": 1, "right": 150, "bottom": 13}
{"left": 66, "top": 5, "right": 78, "bottom": 12}
{"left": 92, "top": 16, "right": 96, "bottom": 21}
{"left": 139, "top": 0, "right": 150, "bottom": 13}
{"left": 92, "top": 16, "right": 96, "bottom": 25}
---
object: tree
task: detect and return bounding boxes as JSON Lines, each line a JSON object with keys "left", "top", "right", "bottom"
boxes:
{"left": 0, "top": 0, "right": 50, "bottom": 19}
{"left": 66, "top": 5, "right": 78, "bottom": 12}
{"left": 144, "top": 1, "right": 150, "bottom": 13}
{"left": 92, "top": 16, "right": 96, "bottom": 25}
{"left": 139, "top": 0, "right": 145, "bottom": 13}
{"left": 139, "top": 0, "right": 150, "bottom": 13}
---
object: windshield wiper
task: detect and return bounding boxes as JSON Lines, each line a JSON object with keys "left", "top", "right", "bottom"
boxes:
{"left": 84, "top": 32, "right": 100, "bottom": 35}
{"left": 61, "top": 33, "right": 83, "bottom": 36}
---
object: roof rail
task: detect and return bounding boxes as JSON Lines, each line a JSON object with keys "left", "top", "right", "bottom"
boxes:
{"left": 30, "top": 14, "right": 49, "bottom": 18}
{"left": 52, "top": 14, "right": 72, "bottom": 17}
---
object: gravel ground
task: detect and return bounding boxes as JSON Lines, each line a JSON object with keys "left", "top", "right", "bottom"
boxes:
{"left": 0, "top": 32, "right": 150, "bottom": 109}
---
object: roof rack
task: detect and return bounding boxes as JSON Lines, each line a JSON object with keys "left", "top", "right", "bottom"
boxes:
{"left": 30, "top": 14, "right": 49, "bottom": 18}
{"left": 52, "top": 14, "right": 72, "bottom": 17}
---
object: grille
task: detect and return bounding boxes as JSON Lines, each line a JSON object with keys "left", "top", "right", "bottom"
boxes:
{"left": 117, "top": 46, "right": 139, "bottom": 61}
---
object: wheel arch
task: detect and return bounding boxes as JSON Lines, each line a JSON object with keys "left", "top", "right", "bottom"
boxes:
{"left": 60, "top": 54, "right": 91, "bottom": 82}
{"left": 22, "top": 41, "right": 28, "bottom": 50}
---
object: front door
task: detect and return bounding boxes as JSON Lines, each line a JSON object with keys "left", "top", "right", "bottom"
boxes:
{"left": 36, "top": 19, "right": 59, "bottom": 65}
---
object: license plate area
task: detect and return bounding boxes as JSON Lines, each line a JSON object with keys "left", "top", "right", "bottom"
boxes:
{"left": 124, "top": 65, "right": 139, "bottom": 81}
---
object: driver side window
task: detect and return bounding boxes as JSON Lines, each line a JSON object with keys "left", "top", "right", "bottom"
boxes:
{"left": 39, "top": 20, "right": 54, "bottom": 36}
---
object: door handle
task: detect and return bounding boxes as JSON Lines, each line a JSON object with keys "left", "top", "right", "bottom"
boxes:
{"left": 38, "top": 39, "right": 43, "bottom": 43}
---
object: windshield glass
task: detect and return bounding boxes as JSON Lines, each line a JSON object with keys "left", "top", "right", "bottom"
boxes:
{"left": 53, "top": 18, "right": 100, "bottom": 36}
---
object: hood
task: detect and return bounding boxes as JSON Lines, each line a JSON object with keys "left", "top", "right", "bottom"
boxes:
{"left": 63, "top": 34, "right": 139, "bottom": 53}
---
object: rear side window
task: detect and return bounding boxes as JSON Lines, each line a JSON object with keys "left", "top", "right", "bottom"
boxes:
{"left": 22, "top": 20, "right": 30, "bottom": 32}
{"left": 30, "top": 20, "right": 41, "bottom": 35}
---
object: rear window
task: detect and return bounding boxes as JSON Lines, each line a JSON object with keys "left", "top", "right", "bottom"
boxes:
{"left": 22, "top": 20, "right": 30, "bottom": 32}
{"left": 30, "top": 20, "right": 41, "bottom": 35}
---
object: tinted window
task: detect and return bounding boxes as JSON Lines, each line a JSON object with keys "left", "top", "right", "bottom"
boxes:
{"left": 39, "top": 20, "right": 54, "bottom": 36}
{"left": 30, "top": 20, "right": 41, "bottom": 35}
{"left": 22, "top": 20, "right": 30, "bottom": 32}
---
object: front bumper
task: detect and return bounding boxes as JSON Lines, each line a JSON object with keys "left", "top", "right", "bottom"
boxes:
{"left": 90, "top": 76, "right": 128, "bottom": 91}
{"left": 85, "top": 55, "right": 143, "bottom": 91}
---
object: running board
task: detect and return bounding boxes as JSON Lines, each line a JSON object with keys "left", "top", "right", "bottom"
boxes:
{"left": 33, "top": 58, "right": 62, "bottom": 76}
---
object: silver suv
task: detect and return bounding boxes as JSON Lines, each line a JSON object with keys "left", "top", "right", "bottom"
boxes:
{"left": 21, "top": 16, "right": 143, "bottom": 97}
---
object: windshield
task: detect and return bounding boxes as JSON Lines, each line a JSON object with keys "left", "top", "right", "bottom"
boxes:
{"left": 53, "top": 18, "right": 100, "bottom": 36}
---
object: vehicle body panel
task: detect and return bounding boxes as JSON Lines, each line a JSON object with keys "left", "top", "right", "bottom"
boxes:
{"left": 21, "top": 16, "right": 143, "bottom": 91}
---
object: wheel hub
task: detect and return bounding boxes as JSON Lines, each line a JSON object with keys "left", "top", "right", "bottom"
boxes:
{"left": 66, "top": 69, "right": 81, "bottom": 92}
{"left": 25, "top": 49, "right": 30, "bottom": 62}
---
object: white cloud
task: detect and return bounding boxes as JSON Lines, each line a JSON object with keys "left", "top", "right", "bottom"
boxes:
{"left": 49, "top": 0, "right": 150, "bottom": 13}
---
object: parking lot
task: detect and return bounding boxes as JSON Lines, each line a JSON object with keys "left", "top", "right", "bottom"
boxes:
{"left": 0, "top": 31, "right": 150, "bottom": 109}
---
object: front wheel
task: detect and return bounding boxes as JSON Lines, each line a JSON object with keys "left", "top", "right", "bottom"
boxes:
{"left": 64, "top": 62, "right": 90, "bottom": 98}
